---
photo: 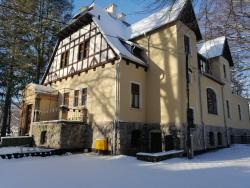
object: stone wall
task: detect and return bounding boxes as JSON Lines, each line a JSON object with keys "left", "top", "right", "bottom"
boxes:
{"left": 32, "top": 121, "right": 91, "bottom": 149}
{"left": 117, "top": 122, "right": 161, "bottom": 155}
{"left": 191, "top": 124, "right": 228, "bottom": 151}
{"left": 1, "top": 136, "right": 33, "bottom": 147}
{"left": 229, "top": 128, "right": 250, "bottom": 144}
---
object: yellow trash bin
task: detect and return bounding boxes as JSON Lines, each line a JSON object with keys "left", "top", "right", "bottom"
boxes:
{"left": 95, "top": 139, "right": 108, "bottom": 151}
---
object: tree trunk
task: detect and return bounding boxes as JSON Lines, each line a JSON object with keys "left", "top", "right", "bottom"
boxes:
{"left": 1, "top": 83, "right": 11, "bottom": 137}
{"left": 1, "top": 65, "right": 13, "bottom": 137}
{"left": 35, "top": 56, "right": 41, "bottom": 84}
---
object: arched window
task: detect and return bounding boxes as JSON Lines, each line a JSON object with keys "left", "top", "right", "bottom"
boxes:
{"left": 209, "top": 132, "right": 215, "bottom": 146}
{"left": 217, "top": 132, "right": 222, "bottom": 146}
{"left": 207, "top": 88, "right": 218, "bottom": 114}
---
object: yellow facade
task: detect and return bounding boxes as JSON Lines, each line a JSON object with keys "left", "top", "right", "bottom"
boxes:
{"left": 50, "top": 62, "right": 117, "bottom": 123}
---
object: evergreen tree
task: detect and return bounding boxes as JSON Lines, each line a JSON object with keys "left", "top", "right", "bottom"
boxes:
{"left": 0, "top": 0, "right": 72, "bottom": 136}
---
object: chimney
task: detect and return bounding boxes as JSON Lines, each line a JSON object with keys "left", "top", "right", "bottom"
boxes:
{"left": 117, "top": 12, "right": 126, "bottom": 21}
{"left": 105, "top": 3, "right": 117, "bottom": 16}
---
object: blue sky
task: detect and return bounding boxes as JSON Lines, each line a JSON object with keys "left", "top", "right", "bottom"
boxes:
{"left": 73, "top": 0, "right": 155, "bottom": 24}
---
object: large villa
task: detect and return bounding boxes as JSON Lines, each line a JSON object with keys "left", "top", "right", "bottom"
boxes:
{"left": 19, "top": 0, "right": 250, "bottom": 155}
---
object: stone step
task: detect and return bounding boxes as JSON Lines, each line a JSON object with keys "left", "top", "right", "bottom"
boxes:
{"left": 136, "top": 150, "right": 184, "bottom": 162}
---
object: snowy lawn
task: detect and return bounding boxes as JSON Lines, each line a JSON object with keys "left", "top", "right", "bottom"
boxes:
{"left": 0, "top": 144, "right": 250, "bottom": 188}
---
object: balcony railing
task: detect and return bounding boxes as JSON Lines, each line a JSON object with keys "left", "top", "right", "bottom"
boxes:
{"left": 33, "top": 107, "right": 88, "bottom": 122}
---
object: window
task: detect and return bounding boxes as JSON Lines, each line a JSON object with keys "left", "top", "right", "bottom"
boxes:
{"left": 60, "top": 50, "right": 69, "bottom": 68}
{"left": 223, "top": 64, "right": 227, "bottom": 78}
{"left": 131, "top": 130, "right": 141, "bottom": 148}
{"left": 184, "top": 35, "right": 191, "bottom": 55}
{"left": 81, "top": 88, "right": 87, "bottom": 106}
{"left": 238, "top": 104, "right": 242, "bottom": 120}
{"left": 63, "top": 92, "right": 69, "bottom": 106}
{"left": 201, "top": 60, "right": 211, "bottom": 74}
{"left": 217, "top": 132, "right": 222, "bottom": 145}
{"left": 74, "top": 90, "right": 79, "bottom": 107}
{"left": 40, "top": 131, "right": 47, "bottom": 145}
{"left": 207, "top": 88, "right": 217, "bottom": 114}
{"left": 209, "top": 132, "right": 215, "bottom": 146}
{"left": 78, "top": 39, "right": 90, "bottom": 61}
{"left": 226, "top": 100, "right": 230, "bottom": 118}
{"left": 131, "top": 83, "right": 140, "bottom": 108}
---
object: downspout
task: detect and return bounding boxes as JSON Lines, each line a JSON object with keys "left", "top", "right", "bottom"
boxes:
{"left": 198, "top": 69, "right": 206, "bottom": 150}
{"left": 221, "top": 85, "right": 229, "bottom": 146}
{"left": 113, "top": 56, "right": 121, "bottom": 155}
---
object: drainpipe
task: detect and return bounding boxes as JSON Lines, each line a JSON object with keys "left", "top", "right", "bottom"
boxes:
{"left": 221, "top": 85, "right": 229, "bottom": 146}
{"left": 198, "top": 68, "right": 206, "bottom": 150}
{"left": 113, "top": 57, "right": 121, "bottom": 155}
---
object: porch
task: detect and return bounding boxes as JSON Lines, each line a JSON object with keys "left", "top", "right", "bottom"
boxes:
{"left": 20, "top": 83, "right": 88, "bottom": 136}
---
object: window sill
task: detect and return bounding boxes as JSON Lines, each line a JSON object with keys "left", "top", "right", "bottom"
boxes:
{"left": 208, "top": 112, "right": 218, "bottom": 116}
{"left": 130, "top": 107, "right": 143, "bottom": 111}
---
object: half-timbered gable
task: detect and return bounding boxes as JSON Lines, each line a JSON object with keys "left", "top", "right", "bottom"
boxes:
{"left": 43, "top": 21, "right": 117, "bottom": 84}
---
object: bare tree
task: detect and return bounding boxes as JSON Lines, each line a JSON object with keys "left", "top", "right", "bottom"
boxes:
{"left": 139, "top": 0, "right": 250, "bottom": 97}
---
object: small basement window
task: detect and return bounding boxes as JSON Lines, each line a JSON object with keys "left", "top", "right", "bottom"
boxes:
{"left": 40, "top": 131, "right": 47, "bottom": 145}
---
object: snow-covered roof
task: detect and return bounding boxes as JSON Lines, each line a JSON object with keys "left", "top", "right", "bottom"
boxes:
{"left": 88, "top": 7, "right": 147, "bottom": 66}
{"left": 197, "top": 36, "right": 234, "bottom": 66}
{"left": 197, "top": 36, "right": 226, "bottom": 59}
{"left": 83, "top": 0, "right": 187, "bottom": 66}
{"left": 27, "top": 83, "right": 58, "bottom": 94}
{"left": 129, "top": 0, "right": 187, "bottom": 39}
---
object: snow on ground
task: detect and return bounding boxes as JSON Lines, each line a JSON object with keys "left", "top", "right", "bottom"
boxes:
{"left": 0, "top": 147, "right": 51, "bottom": 155}
{"left": 0, "top": 144, "right": 250, "bottom": 188}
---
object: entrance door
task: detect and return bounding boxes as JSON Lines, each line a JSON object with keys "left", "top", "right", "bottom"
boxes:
{"left": 150, "top": 132, "right": 162, "bottom": 153}
{"left": 165, "top": 135, "right": 174, "bottom": 151}
{"left": 25, "top": 104, "right": 33, "bottom": 135}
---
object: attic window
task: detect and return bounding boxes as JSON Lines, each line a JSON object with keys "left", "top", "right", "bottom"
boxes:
{"left": 78, "top": 39, "right": 90, "bottom": 61}
{"left": 133, "top": 47, "right": 145, "bottom": 61}
{"left": 60, "top": 50, "right": 69, "bottom": 68}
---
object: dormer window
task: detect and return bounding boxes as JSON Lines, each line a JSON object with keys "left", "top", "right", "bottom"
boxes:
{"left": 60, "top": 50, "right": 69, "bottom": 68}
{"left": 78, "top": 39, "right": 90, "bottom": 61}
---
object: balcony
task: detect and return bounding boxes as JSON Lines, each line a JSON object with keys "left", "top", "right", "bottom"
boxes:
{"left": 33, "top": 106, "right": 88, "bottom": 122}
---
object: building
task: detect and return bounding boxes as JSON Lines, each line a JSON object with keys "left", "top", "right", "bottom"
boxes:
{"left": 20, "top": 0, "right": 250, "bottom": 155}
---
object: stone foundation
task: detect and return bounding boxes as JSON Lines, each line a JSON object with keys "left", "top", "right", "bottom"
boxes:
{"left": 229, "top": 128, "right": 250, "bottom": 144}
{"left": 31, "top": 120, "right": 250, "bottom": 155}
{"left": 117, "top": 122, "right": 161, "bottom": 155}
{"left": 32, "top": 121, "right": 91, "bottom": 149}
